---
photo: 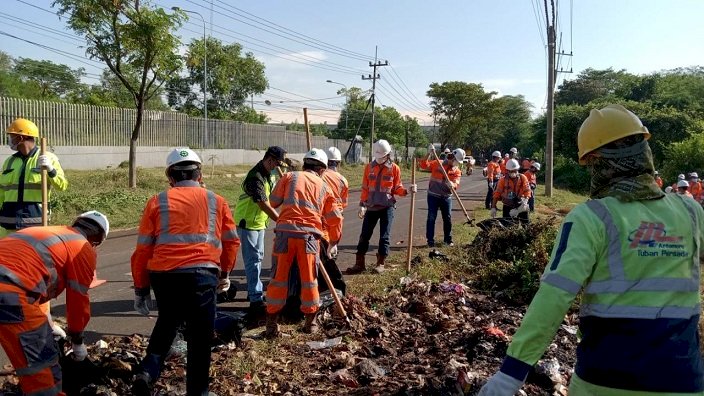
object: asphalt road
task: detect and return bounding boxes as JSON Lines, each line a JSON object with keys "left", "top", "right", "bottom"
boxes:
{"left": 44, "top": 170, "right": 488, "bottom": 343}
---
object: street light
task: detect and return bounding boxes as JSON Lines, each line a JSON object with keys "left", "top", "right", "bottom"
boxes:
{"left": 172, "top": 6, "right": 208, "bottom": 146}
{"left": 326, "top": 80, "right": 348, "bottom": 135}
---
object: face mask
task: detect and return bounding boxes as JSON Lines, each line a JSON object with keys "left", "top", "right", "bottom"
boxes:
{"left": 509, "top": 171, "right": 518, "bottom": 179}
{"left": 678, "top": 190, "right": 687, "bottom": 195}
{"left": 8, "top": 142, "right": 18, "bottom": 151}
{"left": 375, "top": 156, "right": 387, "bottom": 164}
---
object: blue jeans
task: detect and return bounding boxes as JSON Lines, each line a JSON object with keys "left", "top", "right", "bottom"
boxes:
{"left": 356, "top": 207, "right": 394, "bottom": 257}
{"left": 426, "top": 194, "right": 452, "bottom": 245}
{"left": 237, "top": 228, "right": 265, "bottom": 303}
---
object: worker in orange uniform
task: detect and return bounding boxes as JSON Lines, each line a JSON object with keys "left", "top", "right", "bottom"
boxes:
{"left": 0, "top": 210, "right": 109, "bottom": 396}
{"left": 492, "top": 159, "right": 532, "bottom": 223}
{"left": 485, "top": 151, "right": 502, "bottom": 209}
{"left": 420, "top": 145, "right": 463, "bottom": 247}
{"left": 688, "top": 172, "right": 702, "bottom": 202}
{"left": 346, "top": 140, "right": 417, "bottom": 274}
{"left": 264, "top": 148, "right": 343, "bottom": 337}
{"left": 320, "top": 146, "right": 349, "bottom": 294}
{"left": 524, "top": 162, "right": 540, "bottom": 212}
{"left": 131, "top": 148, "right": 240, "bottom": 396}
{"left": 654, "top": 170, "right": 663, "bottom": 189}
{"left": 500, "top": 153, "right": 509, "bottom": 175}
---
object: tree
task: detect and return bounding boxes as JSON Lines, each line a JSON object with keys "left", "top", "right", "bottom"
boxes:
{"left": 555, "top": 68, "right": 640, "bottom": 106}
{"left": 13, "top": 58, "right": 84, "bottom": 99}
{"left": 490, "top": 95, "right": 533, "bottom": 153}
{"left": 54, "top": 0, "right": 185, "bottom": 188}
{"left": 68, "top": 68, "right": 168, "bottom": 109}
{"left": 168, "top": 37, "right": 268, "bottom": 122}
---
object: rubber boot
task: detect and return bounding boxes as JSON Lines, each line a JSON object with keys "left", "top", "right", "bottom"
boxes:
{"left": 302, "top": 313, "right": 319, "bottom": 334}
{"left": 264, "top": 313, "right": 280, "bottom": 338}
{"left": 375, "top": 254, "right": 387, "bottom": 273}
{"left": 345, "top": 253, "right": 366, "bottom": 274}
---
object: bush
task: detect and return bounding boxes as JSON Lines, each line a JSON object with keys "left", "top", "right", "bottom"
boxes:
{"left": 553, "top": 155, "right": 590, "bottom": 193}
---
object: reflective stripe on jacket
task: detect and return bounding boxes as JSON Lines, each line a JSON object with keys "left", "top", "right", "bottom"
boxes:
{"left": 360, "top": 161, "right": 407, "bottom": 209}
{"left": 493, "top": 174, "right": 531, "bottom": 207}
{"left": 270, "top": 170, "right": 343, "bottom": 242}
{"left": 0, "top": 147, "right": 68, "bottom": 230}
{"left": 500, "top": 194, "right": 704, "bottom": 393}
{"left": 234, "top": 163, "right": 275, "bottom": 230}
{"left": 131, "top": 181, "right": 240, "bottom": 290}
{"left": 322, "top": 169, "right": 349, "bottom": 209}
{"left": 0, "top": 226, "right": 95, "bottom": 334}
{"left": 419, "top": 158, "right": 461, "bottom": 197}
{"left": 486, "top": 161, "right": 501, "bottom": 181}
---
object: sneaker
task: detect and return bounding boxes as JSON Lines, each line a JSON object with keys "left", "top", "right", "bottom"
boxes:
{"left": 132, "top": 372, "right": 152, "bottom": 396}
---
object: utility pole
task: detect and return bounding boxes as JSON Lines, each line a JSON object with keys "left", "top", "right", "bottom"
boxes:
{"left": 362, "top": 46, "right": 388, "bottom": 163}
{"left": 544, "top": 0, "right": 556, "bottom": 197}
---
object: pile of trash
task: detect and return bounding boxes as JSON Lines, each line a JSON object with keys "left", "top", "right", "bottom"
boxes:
{"left": 0, "top": 278, "right": 578, "bottom": 395}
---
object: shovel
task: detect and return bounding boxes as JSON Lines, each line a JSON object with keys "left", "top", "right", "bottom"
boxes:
{"left": 431, "top": 150, "right": 474, "bottom": 226}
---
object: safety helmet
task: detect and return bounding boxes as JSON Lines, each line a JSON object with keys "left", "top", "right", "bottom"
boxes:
{"left": 532, "top": 162, "right": 541, "bottom": 171}
{"left": 326, "top": 146, "right": 342, "bottom": 162}
{"left": 166, "top": 147, "right": 201, "bottom": 169}
{"left": 75, "top": 210, "right": 110, "bottom": 244}
{"left": 665, "top": 186, "right": 673, "bottom": 193}
{"left": 678, "top": 174, "right": 686, "bottom": 180}
{"left": 577, "top": 104, "right": 650, "bottom": 165}
{"left": 678, "top": 180, "right": 690, "bottom": 189}
{"left": 443, "top": 148, "right": 451, "bottom": 154}
{"left": 509, "top": 147, "right": 518, "bottom": 154}
{"left": 6, "top": 118, "right": 39, "bottom": 138}
{"left": 654, "top": 170, "right": 659, "bottom": 176}
{"left": 303, "top": 148, "right": 328, "bottom": 168}
{"left": 452, "top": 148, "right": 465, "bottom": 162}
{"left": 491, "top": 150, "right": 501, "bottom": 158}
{"left": 504, "top": 153, "right": 509, "bottom": 158}
{"left": 689, "top": 172, "right": 699, "bottom": 179}
{"left": 373, "top": 139, "right": 392, "bottom": 160}
{"left": 506, "top": 159, "right": 520, "bottom": 171}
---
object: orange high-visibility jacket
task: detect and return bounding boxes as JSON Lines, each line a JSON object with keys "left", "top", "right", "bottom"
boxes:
{"left": 499, "top": 159, "right": 507, "bottom": 175}
{"left": 493, "top": 174, "right": 531, "bottom": 207}
{"left": 0, "top": 226, "right": 96, "bottom": 335}
{"left": 270, "top": 170, "right": 343, "bottom": 242}
{"left": 689, "top": 181, "right": 702, "bottom": 201}
{"left": 521, "top": 158, "right": 533, "bottom": 172}
{"left": 655, "top": 177, "right": 663, "bottom": 188}
{"left": 131, "top": 182, "right": 240, "bottom": 291}
{"left": 525, "top": 170, "right": 537, "bottom": 187}
{"left": 420, "top": 158, "right": 461, "bottom": 197}
{"left": 322, "top": 169, "right": 349, "bottom": 209}
{"left": 360, "top": 161, "right": 408, "bottom": 208}
{"left": 487, "top": 161, "right": 501, "bottom": 181}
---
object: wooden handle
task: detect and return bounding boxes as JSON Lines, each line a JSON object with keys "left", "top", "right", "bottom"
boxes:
{"left": 406, "top": 158, "right": 416, "bottom": 273}
{"left": 40, "top": 138, "right": 48, "bottom": 226}
{"left": 303, "top": 107, "right": 312, "bottom": 151}
{"left": 431, "top": 150, "right": 472, "bottom": 222}
{"left": 318, "top": 257, "right": 351, "bottom": 325}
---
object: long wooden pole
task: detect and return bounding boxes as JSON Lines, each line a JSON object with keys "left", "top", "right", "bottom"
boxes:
{"left": 303, "top": 107, "right": 312, "bottom": 151}
{"left": 317, "top": 260, "right": 351, "bottom": 326}
{"left": 431, "top": 150, "right": 473, "bottom": 224}
{"left": 40, "top": 138, "right": 48, "bottom": 226}
{"left": 406, "top": 158, "right": 416, "bottom": 273}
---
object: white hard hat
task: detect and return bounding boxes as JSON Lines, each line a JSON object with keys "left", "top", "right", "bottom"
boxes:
{"left": 653, "top": 170, "right": 659, "bottom": 176}
{"left": 504, "top": 153, "right": 509, "bottom": 158}
{"left": 443, "top": 148, "right": 451, "bottom": 154}
{"left": 665, "top": 186, "right": 673, "bottom": 193}
{"left": 166, "top": 147, "right": 201, "bottom": 169}
{"left": 326, "top": 146, "right": 342, "bottom": 162}
{"left": 373, "top": 139, "right": 392, "bottom": 159}
{"left": 510, "top": 147, "right": 518, "bottom": 154}
{"left": 303, "top": 148, "right": 328, "bottom": 168}
{"left": 506, "top": 159, "right": 520, "bottom": 171}
{"left": 75, "top": 210, "right": 110, "bottom": 243}
{"left": 678, "top": 180, "right": 690, "bottom": 189}
{"left": 689, "top": 172, "right": 699, "bottom": 179}
{"left": 532, "top": 162, "right": 541, "bottom": 171}
{"left": 452, "top": 148, "right": 465, "bottom": 162}
{"left": 678, "top": 174, "right": 686, "bottom": 180}
{"left": 491, "top": 151, "right": 501, "bottom": 158}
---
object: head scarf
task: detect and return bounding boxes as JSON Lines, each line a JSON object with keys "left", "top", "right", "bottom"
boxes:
{"left": 588, "top": 138, "right": 664, "bottom": 202}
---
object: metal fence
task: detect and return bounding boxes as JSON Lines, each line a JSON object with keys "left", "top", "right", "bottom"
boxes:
{"left": 0, "top": 97, "right": 354, "bottom": 153}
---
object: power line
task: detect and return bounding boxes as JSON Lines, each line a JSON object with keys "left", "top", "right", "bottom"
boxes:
{"left": 387, "top": 64, "right": 429, "bottom": 109}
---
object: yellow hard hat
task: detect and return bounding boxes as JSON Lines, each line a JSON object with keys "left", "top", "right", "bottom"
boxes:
{"left": 6, "top": 118, "right": 39, "bottom": 138}
{"left": 577, "top": 104, "right": 650, "bottom": 165}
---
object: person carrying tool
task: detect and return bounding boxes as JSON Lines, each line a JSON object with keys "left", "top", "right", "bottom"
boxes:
{"left": 264, "top": 148, "right": 343, "bottom": 337}
{"left": 491, "top": 159, "right": 531, "bottom": 223}
{"left": 688, "top": 172, "right": 702, "bottom": 202}
{"left": 500, "top": 153, "right": 509, "bottom": 175}
{"left": 319, "top": 146, "right": 349, "bottom": 293}
{"left": 233, "top": 146, "right": 286, "bottom": 317}
{"left": 420, "top": 145, "right": 463, "bottom": 247}
{"left": 524, "top": 162, "right": 540, "bottom": 212}
{"left": 479, "top": 104, "right": 704, "bottom": 396}
{"left": 131, "top": 148, "right": 240, "bottom": 396}
{"left": 485, "top": 151, "right": 502, "bottom": 209}
{"left": 654, "top": 170, "right": 663, "bottom": 188}
{"left": 0, "top": 210, "right": 109, "bottom": 396}
{"left": 347, "top": 140, "right": 417, "bottom": 274}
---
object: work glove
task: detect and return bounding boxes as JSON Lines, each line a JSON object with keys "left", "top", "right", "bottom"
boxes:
{"left": 509, "top": 208, "right": 519, "bottom": 218}
{"left": 490, "top": 208, "right": 497, "bottom": 218}
{"left": 428, "top": 144, "right": 435, "bottom": 152}
{"left": 217, "top": 278, "right": 231, "bottom": 294}
{"left": 52, "top": 323, "right": 67, "bottom": 339}
{"left": 409, "top": 184, "right": 418, "bottom": 193}
{"left": 71, "top": 342, "right": 88, "bottom": 362}
{"left": 327, "top": 243, "right": 338, "bottom": 259}
{"left": 519, "top": 198, "right": 529, "bottom": 213}
{"left": 134, "top": 293, "right": 153, "bottom": 316}
{"left": 477, "top": 372, "right": 524, "bottom": 396}
{"left": 37, "top": 155, "right": 54, "bottom": 173}
{"left": 358, "top": 206, "right": 367, "bottom": 219}
{"left": 445, "top": 180, "right": 454, "bottom": 189}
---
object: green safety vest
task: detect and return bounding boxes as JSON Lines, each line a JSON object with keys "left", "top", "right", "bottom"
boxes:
{"left": 234, "top": 167, "right": 274, "bottom": 231}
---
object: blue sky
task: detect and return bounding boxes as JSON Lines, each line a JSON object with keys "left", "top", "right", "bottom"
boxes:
{"left": 2, "top": 0, "right": 704, "bottom": 126}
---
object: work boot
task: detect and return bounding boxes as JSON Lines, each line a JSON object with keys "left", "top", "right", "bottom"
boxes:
{"left": 302, "top": 313, "right": 319, "bottom": 334}
{"left": 264, "top": 313, "right": 280, "bottom": 338}
{"left": 375, "top": 254, "right": 387, "bottom": 273}
{"left": 345, "top": 253, "right": 366, "bottom": 274}
{"left": 131, "top": 372, "right": 152, "bottom": 396}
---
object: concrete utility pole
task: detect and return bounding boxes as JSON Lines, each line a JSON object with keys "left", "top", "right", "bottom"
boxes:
{"left": 544, "top": 0, "right": 556, "bottom": 197}
{"left": 362, "top": 46, "right": 388, "bottom": 163}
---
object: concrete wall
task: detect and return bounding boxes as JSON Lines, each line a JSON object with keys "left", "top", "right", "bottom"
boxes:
{"left": 0, "top": 146, "right": 306, "bottom": 170}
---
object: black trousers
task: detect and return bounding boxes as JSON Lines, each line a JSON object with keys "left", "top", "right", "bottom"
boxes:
{"left": 139, "top": 268, "right": 219, "bottom": 396}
